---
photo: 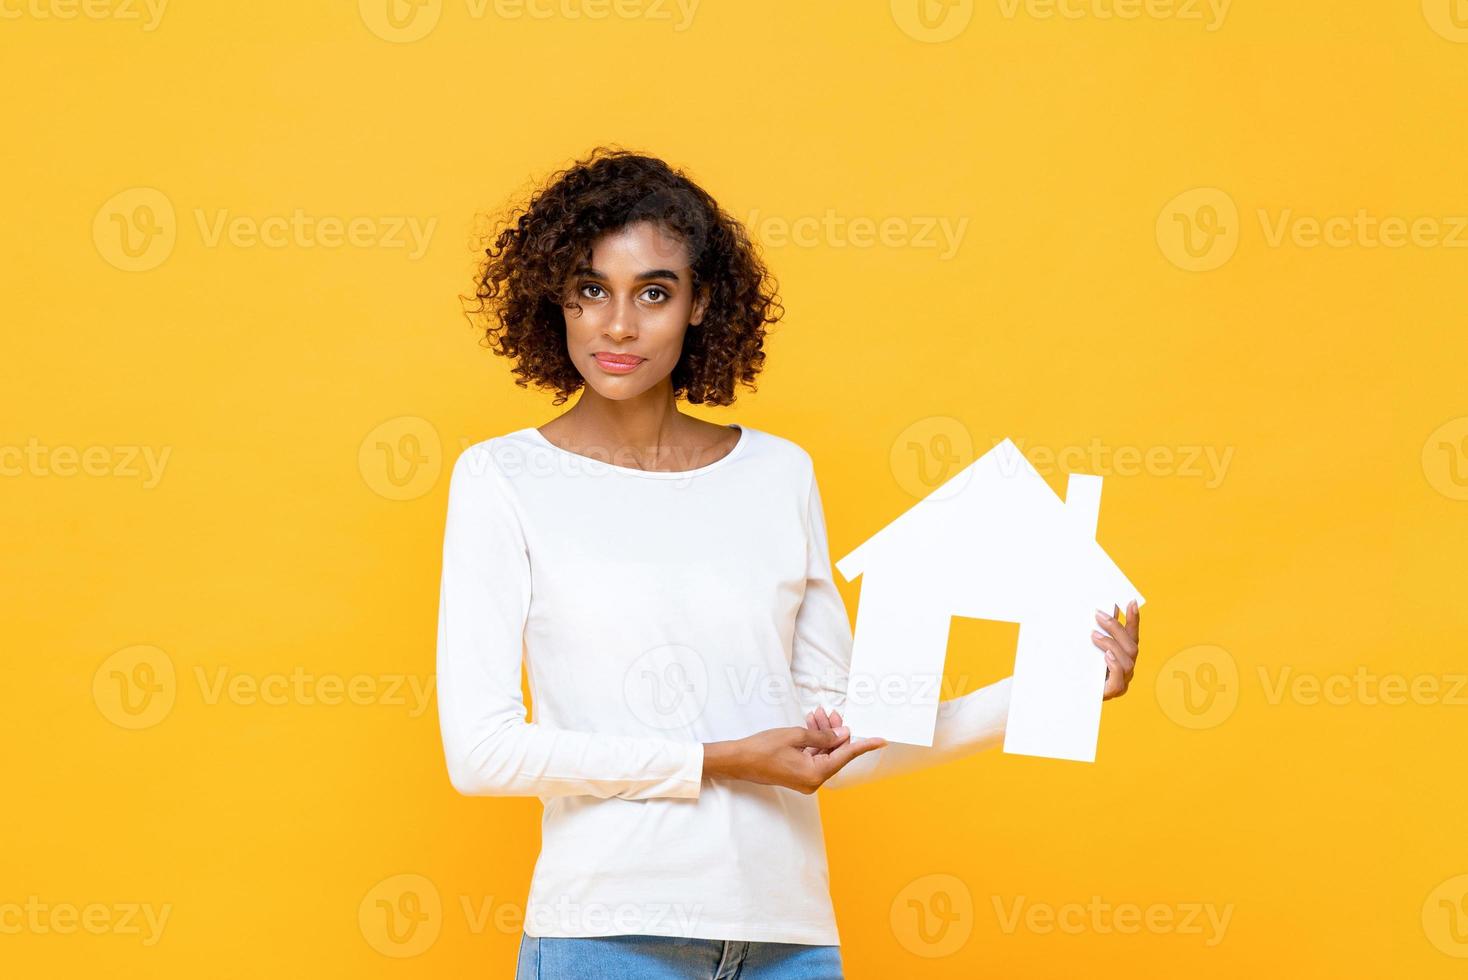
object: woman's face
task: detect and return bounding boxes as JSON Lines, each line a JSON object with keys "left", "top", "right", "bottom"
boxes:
{"left": 560, "top": 220, "right": 708, "bottom": 401}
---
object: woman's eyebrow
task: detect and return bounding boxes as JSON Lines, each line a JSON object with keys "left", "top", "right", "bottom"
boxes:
{"left": 572, "top": 265, "right": 682, "bottom": 283}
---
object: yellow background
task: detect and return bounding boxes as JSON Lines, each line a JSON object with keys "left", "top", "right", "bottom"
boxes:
{"left": 2, "top": 1, "right": 1460, "bottom": 976}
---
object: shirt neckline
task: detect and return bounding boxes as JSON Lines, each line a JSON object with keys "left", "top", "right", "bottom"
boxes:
{"left": 520, "top": 423, "right": 749, "bottom": 479}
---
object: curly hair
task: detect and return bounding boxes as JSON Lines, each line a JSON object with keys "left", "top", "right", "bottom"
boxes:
{"left": 463, "top": 146, "right": 783, "bottom": 406}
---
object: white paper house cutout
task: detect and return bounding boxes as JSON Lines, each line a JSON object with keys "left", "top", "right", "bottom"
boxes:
{"left": 833, "top": 437, "right": 1145, "bottom": 763}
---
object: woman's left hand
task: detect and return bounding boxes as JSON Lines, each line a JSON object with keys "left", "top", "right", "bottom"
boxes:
{"left": 1095, "top": 600, "right": 1141, "bottom": 701}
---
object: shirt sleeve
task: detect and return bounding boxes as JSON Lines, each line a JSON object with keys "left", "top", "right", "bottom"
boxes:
{"left": 435, "top": 445, "right": 705, "bottom": 801}
{"left": 789, "top": 460, "right": 1014, "bottom": 791}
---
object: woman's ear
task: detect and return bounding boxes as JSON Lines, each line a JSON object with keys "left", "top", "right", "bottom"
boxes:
{"left": 690, "top": 286, "right": 710, "bottom": 328}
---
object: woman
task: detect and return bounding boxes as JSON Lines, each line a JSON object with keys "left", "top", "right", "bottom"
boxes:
{"left": 437, "top": 147, "right": 1142, "bottom": 979}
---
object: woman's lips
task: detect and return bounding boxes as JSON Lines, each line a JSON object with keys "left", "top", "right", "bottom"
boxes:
{"left": 593, "top": 353, "right": 645, "bottom": 374}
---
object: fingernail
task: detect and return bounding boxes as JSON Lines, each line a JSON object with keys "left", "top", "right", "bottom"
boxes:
{"left": 834, "top": 726, "right": 849, "bottom": 738}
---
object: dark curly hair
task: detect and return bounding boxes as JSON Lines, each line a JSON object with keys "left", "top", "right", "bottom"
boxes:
{"left": 462, "top": 146, "right": 783, "bottom": 406}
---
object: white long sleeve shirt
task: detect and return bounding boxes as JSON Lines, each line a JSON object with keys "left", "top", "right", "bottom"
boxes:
{"left": 435, "top": 422, "right": 1013, "bottom": 945}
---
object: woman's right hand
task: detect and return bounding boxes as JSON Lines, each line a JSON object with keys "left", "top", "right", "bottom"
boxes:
{"left": 701, "top": 725, "right": 887, "bottom": 794}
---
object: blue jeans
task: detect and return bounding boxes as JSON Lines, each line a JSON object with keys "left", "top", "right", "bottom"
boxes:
{"left": 515, "top": 933, "right": 845, "bottom": 979}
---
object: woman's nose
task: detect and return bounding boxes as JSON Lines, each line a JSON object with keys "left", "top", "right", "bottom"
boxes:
{"left": 606, "top": 297, "right": 638, "bottom": 338}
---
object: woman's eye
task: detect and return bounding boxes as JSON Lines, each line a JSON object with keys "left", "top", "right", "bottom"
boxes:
{"left": 580, "top": 283, "right": 605, "bottom": 299}
{"left": 642, "top": 287, "right": 667, "bottom": 303}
